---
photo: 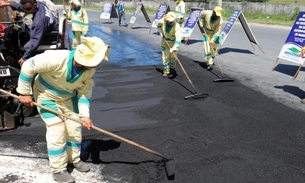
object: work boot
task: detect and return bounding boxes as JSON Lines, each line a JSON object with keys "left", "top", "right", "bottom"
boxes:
{"left": 73, "top": 161, "right": 90, "bottom": 172}
{"left": 169, "top": 68, "right": 177, "bottom": 78}
{"left": 53, "top": 170, "right": 75, "bottom": 183}
{"left": 170, "top": 68, "right": 176, "bottom": 74}
{"left": 207, "top": 64, "right": 213, "bottom": 71}
{"left": 163, "top": 70, "right": 169, "bottom": 77}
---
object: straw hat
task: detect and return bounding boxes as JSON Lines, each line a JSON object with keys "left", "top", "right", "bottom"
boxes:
{"left": 213, "top": 6, "right": 223, "bottom": 17}
{"left": 164, "top": 12, "right": 177, "bottom": 22}
{"left": 74, "top": 36, "right": 110, "bottom": 67}
{"left": 69, "top": 0, "right": 81, "bottom": 6}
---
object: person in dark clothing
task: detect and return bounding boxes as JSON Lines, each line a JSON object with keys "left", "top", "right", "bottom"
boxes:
{"left": 114, "top": 0, "right": 118, "bottom": 8}
{"left": 0, "top": 0, "right": 59, "bottom": 66}
{"left": 117, "top": 0, "right": 125, "bottom": 26}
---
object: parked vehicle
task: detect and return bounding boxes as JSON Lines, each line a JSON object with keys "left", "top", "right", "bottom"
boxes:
{"left": 0, "top": 8, "right": 68, "bottom": 131}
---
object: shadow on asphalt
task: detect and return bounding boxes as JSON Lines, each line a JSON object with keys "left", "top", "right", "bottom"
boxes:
{"left": 274, "top": 85, "right": 305, "bottom": 99}
{"left": 192, "top": 60, "right": 235, "bottom": 82}
{"left": 81, "top": 139, "right": 121, "bottom": 164}
{"left": 272, "top": 63, "right": 304, "bottom": 77}
{"left": 130, "top": 26, "right": 150, "bottom": 29}
{"left": 218, "top": 47, "right": 254, "bottom": 55}
{"left": 193, "top": 60, "right": 209, "bottom": 69}
{"left": 183, "top": 39, "right": 202, "bottom": 45}
{"left": 99, "top": 21, "right": 115, "bottom": 25}
{"left": 154, "top": 65, "right": 196, "bottom": 95}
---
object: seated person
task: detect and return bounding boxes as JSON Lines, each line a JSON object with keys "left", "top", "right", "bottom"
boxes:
{"left": 0, "top": 0, "right": 59, "bottom": 66}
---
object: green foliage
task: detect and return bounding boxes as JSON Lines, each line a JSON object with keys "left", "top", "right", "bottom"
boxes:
{"left": 223, "top": 0, "right": 269, "bottom": 2}
{"left": 221, "top": 8, "right": 294, "bottom": 26}
{"left": 291, "top": 7, "right": 300, "bottom": 21}
{"left": 184, "top": 0, "right": 209, "bottom": 2}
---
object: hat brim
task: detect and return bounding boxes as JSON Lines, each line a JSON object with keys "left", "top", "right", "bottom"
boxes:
{"left": 215, "top": 12, "right": 221, "bottom": 16}
{"left": 166, "top": 18, "right": 176, "bottom": 22}
{"left": 74, "top": 45, "right": 109, "bottom": 67}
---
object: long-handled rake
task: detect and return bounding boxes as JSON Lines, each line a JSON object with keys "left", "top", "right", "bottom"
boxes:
{"left": 202, "top": 29, "right": 234, "bottom": 82}
{"left": 210, "top": 48, "right": 234, "bottom": 82}
{"left": 164, "top": 38, "right": 209, "bottom": 99}
{"left": 0, "top": 89, "right": 176, "bottom": 180}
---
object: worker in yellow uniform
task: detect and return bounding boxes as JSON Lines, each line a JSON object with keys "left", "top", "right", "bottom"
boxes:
{"left": 175, "top": 0, "right": 185, "bottom": 26}
{"left": 198, "top": 6, "right": 223, "bottom": 71}
{"left": 175, "top": 0, "right": 186, "bottom": 42}
{"left": 66, "top": 0, "right": 89, "bottom": 48}
{"left": 17, "top": 36, "right": 109, "bottom": 183}
{"left": 157, "top": 12, "right": 182, "bottom": 77}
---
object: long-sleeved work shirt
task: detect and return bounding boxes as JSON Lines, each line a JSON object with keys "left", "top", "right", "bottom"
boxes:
{"left": 199, "top": 10, "right": 222, "bottom": 43}
{"left": 10, "top": 1, "right": 59, "bottom": 60}
{"left": 67, "top": 7, "right": 88, "bottom": 34}
{"left": 17, "top": 50, "right": 94, "bottom": 117}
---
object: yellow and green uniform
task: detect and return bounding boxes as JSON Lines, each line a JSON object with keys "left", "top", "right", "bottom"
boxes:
{"left": 175, "top": 0, "right": 185, "bottom": 26}
{"left": 157, "top": 19, "right": 182, "bottom": 74}
{"left": 67, "top": 7, "right": 89, "bottom": 48}
{"left": 17, "top": 50, "right": 95, "bottom": 173}
{"left": 199, "top": 10, "right": 222, "bottom": 65}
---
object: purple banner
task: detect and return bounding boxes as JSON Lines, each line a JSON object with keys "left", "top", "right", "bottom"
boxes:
{"left": 285, "top": 12, "right": 305, "bottom": 47}
{"left": 101, "top": 2, "right": 113, "bottom": 14}
{"left": 278, "top": 12, "right": 305, "bottom": 64}
{"left": 182, "top": 8, "right": 203, "bottom": 37}
{"left": 222, "top": 10, "right": 241, "bottom": 35}
{"left": 100, "top": 2, "right": 113, "bottom": 19}
{"left": 154, "top": 4, "right": 168, "bottom": 21}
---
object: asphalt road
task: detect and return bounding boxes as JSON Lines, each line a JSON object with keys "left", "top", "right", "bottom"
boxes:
{"left": 1, "top": 9, "right": 305, "bottom": 183}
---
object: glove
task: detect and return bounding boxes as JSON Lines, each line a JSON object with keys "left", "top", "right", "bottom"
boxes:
{"left": 159, "top": 32, "right": 163, "bottom": 38}
{"left": 170, "top": 45, "right": 178, "bottom": 53}
{"left": 301, "top": 48, "right": 305, "bottom": 59}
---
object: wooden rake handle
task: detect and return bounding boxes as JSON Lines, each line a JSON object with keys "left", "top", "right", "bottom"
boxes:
{"left": 0, "top": 88, "right": 169, "bottom": 160}
{"left": 163, "top": 38, "right": 197, "bottom": 92}
{"left": 201, "top": 28, "right": 224, "bottom": 77}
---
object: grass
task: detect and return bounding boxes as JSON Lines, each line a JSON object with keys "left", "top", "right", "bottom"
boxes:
{"left": 222, "top": 9, "right": 296, "bottom": 26}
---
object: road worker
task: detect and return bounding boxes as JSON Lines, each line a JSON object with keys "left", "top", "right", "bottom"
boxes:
{"left": 198, "top": 6, "right": 223, "bottom": 71}
{"left": 157, "top": 12, "right": 182, "bottom": 77}
{"left": 175, "top": 0, "right": 185, "bottom": 27}
{"left": 0, "top": 0, "right": 59, "bottom": 66}
{"left": 66, "top": 0, "right": 89, "bottom": 48}
{"left": 17, "top": 36, "right": 110, "bottom": 183}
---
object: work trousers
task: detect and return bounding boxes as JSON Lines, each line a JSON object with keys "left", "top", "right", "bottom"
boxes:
{"left": 161, "top": 39, "right": 176, "bottom": 74}
{"left": 118, "top": 12, "right": 125, "bottom": 25}
{"left": 34, "top": 91, "right": 82, "bottom": 173}
{"left": 202, "top": 34, "right": 219, "bottom": 65}
{"left": 72, "top": 31, "right": 82, "bottom": 48}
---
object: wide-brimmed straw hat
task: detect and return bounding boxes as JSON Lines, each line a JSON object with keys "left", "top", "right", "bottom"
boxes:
{"left": 213, "top": 6, "right": 223, "bottom": 17}
{"left": 164, "top": 12, "right": 177, "bottom": 22}
{"left": 69, "top": 0, "right": 81, "bottom": 6}
{"left": 74, "top": 36, "right": 110, "bottom": 67}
